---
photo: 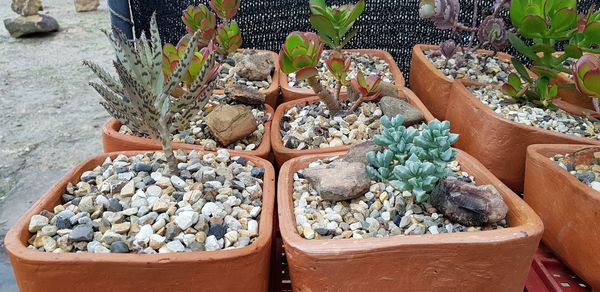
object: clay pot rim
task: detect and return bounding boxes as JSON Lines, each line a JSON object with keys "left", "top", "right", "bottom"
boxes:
{"left": 4, "top": 150, "right": 275, "bottom": 264}
{"left": 412, "top": 44, "right": 515, "bottom": 86}
{"left": 527, "top": 144, "right": 600, "bottom": 199}
{"left": 103, "top": 104, "right": 274, "bottom": 156}
{"left": 453, "top": 81, "right": 600, "bottom": 145}
{"left": 277, "top": 150, "right": 544, "bottom": 255}
{"left": 279, "top": 49, "right": 406, "bottom": 97}
{"left": 270, "top": 87, "right": 435, "bottom": 158}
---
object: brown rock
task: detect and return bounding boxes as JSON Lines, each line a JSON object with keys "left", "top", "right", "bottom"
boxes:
{"left": 4, "top": 14, "right": 58, "bottom": 38}
{"left": 11, "top": 0, "right": 40, "bottom": 16}
{"left": 379, "top": 96, "right": 424, "bottom": 126}
{"left": 74, "top": 0, "right": 99, "bottom": 12}
{"left": 224, "top": 84, "right": 266, "bottom": 105}
{"left": 234, "top": 51, "right": 274, "bottom": 81}
{"left": 430, "top": 177, "right": 508, "bottom": 226}
{"left": 343, "top": 141, "right": 382, "bottom": 165}
{"left": 205, "top": 104, "right": 258, "bottom": 146}
{"left": 379, "top": 82, "right": 399, "bottom": 98}
{"left": 303, "top": 161, "right": 371, "bottom": 202}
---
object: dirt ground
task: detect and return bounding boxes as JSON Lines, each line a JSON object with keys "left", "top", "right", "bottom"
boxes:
{"left": 0, "top": 0, "right": 113, "bottom": 289}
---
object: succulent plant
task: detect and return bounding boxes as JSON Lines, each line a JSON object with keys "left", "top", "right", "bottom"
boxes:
{"left": 209, "top": 0, "right": 240, "bottom": 20}
{"left": 309, "top": 0, "right": 365, "bottom": 50}
{"left": 439, "top": 39, "right": 458, "bottom": 60}
{"left": 391, "top": 154, "right": 441, "bottom": 203}
{"left": 215, "top": 20, "right": 242, "bottom": 56}
{"left": 571, "top": 7, "right": 600, "bottom": 53}
{"left": 573, "top": 54, "right": 600, "bottom": 111}
{"left": 478, "top": 16, "right": 509, "bottom": 50}
{"left": 83, "top": 14, "right": 218, "bottom": 173}
{"left": 182, "top": 4, "right": 217, "bottom": 46}
{"left": 325, "top": 51, "right": 351, "bottom": 85}
{"left": 367, "top": 115, "right": 459, "bottom": 203}
{"left": 351, "top": 71, "right": 381, "bottom": 98}
{"left": 418, "top": 0, "right": 460, "bottom": 30}
{"left": 502, "top": 60, "right": 558, "bottom": 108}
{"left": 162, "top": 37, "right": 220, "bottom": 87}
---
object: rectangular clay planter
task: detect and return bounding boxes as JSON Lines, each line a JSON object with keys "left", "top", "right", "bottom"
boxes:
{"left": 279, "top": 49, "right": 405, "bottom": 102}
{"left": 4, "top": 150, "right": 275, "bottom": 292}
{"left": 278, "top": 150, "right": 543, "bottom": 292}
{"left": 524, "top": 144, "right": 600, "bottom": 291}
{"left": 102, "top": 104, "right": 273, "bottom": 159}
{"left": 409, "top": 44, "right": 514, "bottom": 120}
{"left": 270, "top": 87, "right": 435, "bottom": 166}
{"left": 445, "top": 81, "right": 600, "bottom": 192}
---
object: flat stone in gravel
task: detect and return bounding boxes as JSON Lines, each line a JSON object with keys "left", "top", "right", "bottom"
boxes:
{"left": 68, "top": 225, "right": 93, "bottom": 242}
{"left": 379, "top": 96, "right": 424, "bottom": 125}
{"left": 303, "top": 160, "right": 371, "bottom": 201}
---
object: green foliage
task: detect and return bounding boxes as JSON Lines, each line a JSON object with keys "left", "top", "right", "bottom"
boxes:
{"left": 350, "top": 71, "right": 381, "bottom": 98}
{"left": 279, "top": 32, "right": 323, "bottom": 80}
{"left": 162, "top": 36, "right": 215, "bottom": 86}
{"left": 367, "top": 115, "right": 459, "bottom": 203}
{"left": 309, "top": 0, "right": 365, "bottom": 50}
{"left": 573, "top": 54, "right": 600, "bottom": 103}
{"left": 324, "top": 51, "right": 351, "bottom": 85}
{"left": 215, "top": 20, "right": 242, "bottom": 56}
{"left": 501, "top": 59, "right": 559, "bottom": 108}
{"left": 571, "top": 8, "right": 600, "bottom": 53}
{"left": 182, "top": 4, "right": 216, "bottom": 46}
{"left": 209, "top": 0, "right": 240, "bottom": 20}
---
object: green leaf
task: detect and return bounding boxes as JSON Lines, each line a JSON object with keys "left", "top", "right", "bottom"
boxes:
{"left": 508, "top": 73, "right": 522, "bottom": 89}
{"left": 550, "top": 7, "right": 577, "bottom": 33}
{"left": 340, "top": 0, "right": 365, "bottom": 32}
{"left": 339, "top": 28, "right": 358, "bottom": 49}
{"left": 309, "top": 14, "right": 337, "bottom": 43}
{"left": 508, "top": 33, "right": 537, "bottom": 61}
{"left": 583, "top": 69, "right": 600, "bottom": 96}
{"left": 521, "top": 15, "right": 547, "bottom": 37}
{"left": 511, "top": 58, "right": 532, "bottom": 82}
{"left": 563, "top": 44, "right": 583, "bottom": 59}
{"left": 584, "top": 21, "right": 600, "bottom": 44}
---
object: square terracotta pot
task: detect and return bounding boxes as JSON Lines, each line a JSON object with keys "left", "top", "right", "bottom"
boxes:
{"left": 409, "top": 44, "right": 514, "bottom": 120}
{"left": 279, "top": 49, "right": 405, "bottom": 102}
{"left": 102, "top": 104, "right": 273, "bottom": 159}
{"left": 270, "top": 87, "right": 435, "bottom": 166}
{"left": 446, "top": 81, "right": 600, "bottom": 192}
{"left": 4, "top": 150, "right": 275, "bottom": 292}
{"left": 524, "top": 144, "right": 600, "bottom": 291}
{"left": 278, "top": 150, "right": 543, "bottom": 292}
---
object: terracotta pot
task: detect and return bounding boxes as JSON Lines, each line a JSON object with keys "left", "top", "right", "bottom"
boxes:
{"left": 409, "top": 44, "right": 514, "bottom": 120}
{"left": 524, "top": 144, "right": 600, "bottom": 291}
{"left": 226, "top": 49, "right": 281, "bottom": 108}
{"left": 4, "top": 150, "right": 275, "bottom": 292}
{"left": 279, "top": 49, "right": 406, "bottom": 102}
{"left": 278, "top": 150, "right": 543, "bottom": 292}
{"left": 270, "top": 87, "right": 435, "bottom": 166}
{"left": 446, "top": 81, "right": 600, "bottom": 192}
{"left": 102, "top": 104, "right": 273, "bottom": 159}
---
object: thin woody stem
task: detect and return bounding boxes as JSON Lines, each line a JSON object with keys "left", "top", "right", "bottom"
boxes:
{"left": 466, "top": 0, "right": 478, "bottom": 49}
{"left": 158, "top": 113, "right": 178, "bottom": 175}
{"left": 307, "top": 76, "right": 340, "bottom": 114}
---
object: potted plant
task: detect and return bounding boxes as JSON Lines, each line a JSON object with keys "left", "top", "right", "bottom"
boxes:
{"left": 4, "top": 16, "right": 275, "bottom": 291}
{"left": 179, "top": 0, "right": 281, "bottom": 108}
{"left": 277, "top": 115, "right": 543, "bottom": 291}
{"left": 443, "top": 0, "right": 600, "bottom": 191}
{"left": 271, "top": 29, "right": 433, "bottom": 165}
{"left": 279, "top": 0, "right": 406, "bottom": 102}
{"left": 410, "top": 0, "right": 516, "bottom": 119}
{"left": 102, "top": 1, "right": 275, "bottom": 159}
{"left": 524, "top": 144, "right": 600, "bottom": 291}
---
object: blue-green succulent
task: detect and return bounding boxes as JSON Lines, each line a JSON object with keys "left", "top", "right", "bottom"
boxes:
{"left": 367, "top": 115, "right": 459, "bottom": 203}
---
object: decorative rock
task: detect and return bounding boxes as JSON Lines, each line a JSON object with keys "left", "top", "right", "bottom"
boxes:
{"left": 379, "top": 96, "right": 424, "bottom": 125}
{"left": 110, "top": 241, "right": 129, "bottom": 253}
{"left": 205, "top": 104, "right": 258, "bottom": 146}
{"left": 28, "top": 215, "right": 48, "bottom": 232}
{"left": 74, "top": 0, "right": 99, "bottom": 12}
{"left": 224, "top": 84, "right": 266, "bottom": 105}
{"left": 247, "top": 219, "right": 259, "bottom": 235}
{"left": 4, "top": 14, "right": 59, "bottom": 38}
{"left": 69, "top": 225, "right": 94, "bottom": 242}
{"left": 120, "top": 180, "right": 135, "bottom": 196}
{"left": 343, "top": 141, "right": 382, "bottom": 164}
{"left": 207, "top": 223, "right": 228, "bottom": 240}
{"left": 234, "top": 52, "right": 274, "bottom": 81}
{"left": 11, "top": 0, "right": 41, "bottom": 16}
{"left": 175, "top": 211, "right": 199, "bottom": 230}
{"left": 431, "top": 177, "right": 508, "bottom": 226}
{"left": 378, "top": 82, "right": 399, "bottom": 98}
{"left": 166, "top": 240, "right": 185, "bottom": 252}
{"left": 303, "top": 161, "right": 371, "bottom": 201}
{"left": 205, "top": 235, "right": 221, "bottom": 251}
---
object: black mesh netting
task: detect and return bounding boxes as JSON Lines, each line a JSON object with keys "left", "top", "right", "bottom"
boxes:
{"left": 130, "top": 0, "right": 596, "bottom": 82}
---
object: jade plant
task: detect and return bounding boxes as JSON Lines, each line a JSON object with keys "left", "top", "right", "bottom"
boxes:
{"left": 419, "top": 0, "right": 510, "bottom": 55}
{"left": 182, "top": 0, "right": 242, "bottom": 57}
{"left": 367, "top": 115, "right": 458, "bottom": 202}
{"left": 309, "top": 0, "right": 365, "bottom": 51}
{"left": 573, "top": 54, "right": 600, "bottom": 111}
{"left": 504, "top": 1, "right": 600, "bottom": 107}
{"left": 279, "top": 31, "right": 381, "bottom": 114}
{"left": 84, "top": 15, "right": 219, "bottom": 174}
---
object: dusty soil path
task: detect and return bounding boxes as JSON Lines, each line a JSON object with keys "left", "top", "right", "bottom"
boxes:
{"left": 0, "top": 0, "right": 113, "bottom": 289}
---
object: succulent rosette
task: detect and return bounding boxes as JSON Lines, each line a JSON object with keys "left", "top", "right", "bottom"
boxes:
{"left": 573, "top": 54, "right": 600, "bottom": 100}
{"left": 439, "top": 39, "right": 458, "bottom": 59}
{"left": 215, "top": 20, "right": 242, "bottom": 56}
{"left": 182, "top": 4, "right": 217, "bottom": 46}
{"left": 478, "top": 16, "right": 508, "bottom": 50}
{"left": 350, "top": 71, "right": 382, "bottom": 98}
{"left": 418, "top": 0, "right": 460, "bottom": 30}
{"left": 279, "top": 32, "right": 324, "bottom": 81}
{"left": 163, "top": 39, "right": 220, "bottom": 86}
{"left": 325, "top": 51, "right": 351, "bottom": 84}
{"left": 209, "top": 0, "right": 241, "bottom": 20}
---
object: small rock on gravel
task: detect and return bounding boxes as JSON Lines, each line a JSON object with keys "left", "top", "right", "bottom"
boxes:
{"left": 303, "top": 160, "right": 371, "bottom": 201}
{"left": 4, "top": 14, "right": 59, "bottom": 38}
{"left": 379, "top": 96, "right": 424, "bottom": 125}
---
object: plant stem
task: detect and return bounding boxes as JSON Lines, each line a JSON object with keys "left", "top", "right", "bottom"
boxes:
{"left": 158, "top": 113, "right": 178, "bottom": 175}
{"left": 347, "top": 94, "right": 366, "bottom": 113}
{"left": 307, "top": 76, "right": 340, "bottom": 114}
{"left": 466, "top": 0, "right": 479, "bottom": 50}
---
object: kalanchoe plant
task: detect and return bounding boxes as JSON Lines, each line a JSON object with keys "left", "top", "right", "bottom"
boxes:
{"left": 571, "top": 6, "right": 600, "bottom": 53}
{"left": 501, "top": 58, "right": 558, "bottom": 107}
{"left": 162, "top": 37, "right": 220, "bottom": 89}
{"left": 309, "top": 0, "right": 365, "bottom": 51}
{"left": 84, "top": 14, "right": 218, "bottom": 174}
{"left": 573, "top": 54, "right": 600, "bottom": 112}
{"left": 210, "top": 0, "right": 240, "bottom": 20}
{"left": 367, "top": 115, "right": 458, "bottom": 203}
{"left": 215, "top": 20, "right": 242, "bottom": 56}
{"left": 348, "top": 71, "right": 381, "bottom": 112}
{"left": 182, "top": 4, "right": 217, "bottom": 46}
